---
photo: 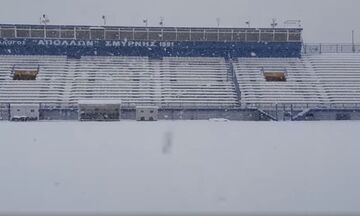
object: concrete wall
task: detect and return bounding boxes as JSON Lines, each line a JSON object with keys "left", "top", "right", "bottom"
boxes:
{"left": 9, "top": 107, "right": 360, "bottom": 121}
{"left": 121, "top": 109, "right": 261, "bottom": 121}
{"left": 40, "top": 109, "right": 78, "bottom": 120}
{"left": 10, "top": 104, "right": 40, "bottom": 120}
{"left": 0, "top": 104, "right": 10, "bottom": 120}
{"left": 136, "top": 106, "right": 159, "bottom": 121}
{"left": 78, "top": 104, "right": 121, "bottom": 121}
{"left": 158, "top": 109, "right": 260, "bottom": 121}
{"left": 303, "top": 110, "right": 360, "bottom": 121}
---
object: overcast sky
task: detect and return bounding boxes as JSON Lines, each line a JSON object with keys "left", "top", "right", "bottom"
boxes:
{"left": 0, "top": 0, "right": 359, "bottom": 43}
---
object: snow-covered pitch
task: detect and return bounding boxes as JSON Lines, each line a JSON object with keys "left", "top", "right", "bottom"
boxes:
{"left": 0, "top": 121, "right": 360, "bottom": 214}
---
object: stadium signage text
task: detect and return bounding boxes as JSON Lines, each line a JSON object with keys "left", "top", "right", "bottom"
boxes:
{"left": 37, "top": 39, "right": 95, "bottom": 47}
{"left": 0, "top": 40, "right": 26, "bottom": 46}
{"left": 37, "top": 39, "right": 175, "bottom": 48}
{"left": 105, "top": 41, "right": 174, "bottom": 48}
{"left": 0, "top": 39, "right": 175, "bottom": 48}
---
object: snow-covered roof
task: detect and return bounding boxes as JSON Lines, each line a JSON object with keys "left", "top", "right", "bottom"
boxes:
{"left": 136, "top": 105, "right": 159, "bottom": 109}
{"left": 10, "top": 104, "right": 40, "bottom": 108}
{"left": 78, "top": 99, "right": 122, "bottom": 105}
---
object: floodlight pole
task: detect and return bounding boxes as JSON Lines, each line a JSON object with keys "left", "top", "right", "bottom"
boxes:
{"left": 271, "top": 18, "right": 278, "bottom": 28}
{"left": 160, "top": 17, "right": 164, "bottom": 27}
{"left": 216, "top": 18, "right": 221, "bottom": 27}
{"left": 143, "top": 19, "right": 148, "bottom": 27}
{"left": 352, "top": 30, "right": 355, "bottom": 53}
{"left": 102, "top": 15, "right": 107, "bottom": 26}
{"left": 41, "top": 14, "right": 50, "bottom": 38}
{"left": 44, "top": 22, "right": 46, "bottom": 38}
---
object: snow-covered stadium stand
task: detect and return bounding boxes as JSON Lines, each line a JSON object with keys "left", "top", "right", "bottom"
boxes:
{"left": 233, "top": 54, "right": 360, "bottom": 106}
{"left": 304, "top": 53, "right": 360, "bottom": 104}
{"left": 1, "top": 53, "right": 360, "bottom": 106}
{"left": 0, "top": 55, "right": 238, "bottom": 108}
{"left": 233, "top": 57, "right": 329, "bottom": 105}
{"left": 1, "top": 52, "right": 360, "bottom": 121}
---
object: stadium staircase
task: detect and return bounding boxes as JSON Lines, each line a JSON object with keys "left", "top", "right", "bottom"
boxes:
{"left": 225, "top": 58, "right": 242, "bottom": 103}
{"left": 257, "top": 108, "right": 278, "bottom": 121}
{"left": 63, "top": 58, "right": 78, "bottom": 103}
{"left": 292, "top": 108, "right": 312, "bottom": 121}
{"left": 148, "top": 58, "right": 162, "bottom": 106}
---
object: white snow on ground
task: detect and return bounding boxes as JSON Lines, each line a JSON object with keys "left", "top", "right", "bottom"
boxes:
{"left": 0, "top": 121, "right": 360, "bottom": 214}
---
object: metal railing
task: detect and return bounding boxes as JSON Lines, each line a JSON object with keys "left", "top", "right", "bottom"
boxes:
{"left": 0, "top": 24, "right": 302, "bottom": 43}
{"left": 303, "top": 43, "right": 360, "bottom": 54}
{"left": 2, "top": 102, "right": 360, "bottom": 112}
{"left": 227, "top": 59, "right": 242, "bottom": 103}
{"left": 241, "top": 102, "right": 360, "bottom": 111}
{"left": 37, "top": 102, "right": 241, "bottom": 110}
